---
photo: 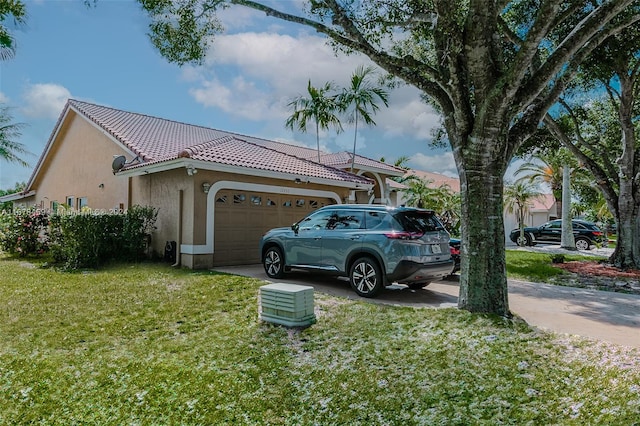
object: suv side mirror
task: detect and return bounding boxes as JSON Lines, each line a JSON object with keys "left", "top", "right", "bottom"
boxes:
{"left": 291, "top": 223, "right": 299, "bottom": 234}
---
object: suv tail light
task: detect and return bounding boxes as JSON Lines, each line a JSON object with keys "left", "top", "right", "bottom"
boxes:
{"left": 592, "top": 231, "right": 603, "bottom": 236}
{"left": 383, "top": 231, "right": 425, "bottom": 240}
{"left": 450, "top": 246, "right": 460, "bottom": 255}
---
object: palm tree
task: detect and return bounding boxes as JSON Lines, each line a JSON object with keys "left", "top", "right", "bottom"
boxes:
{"left": 0, "top": 105, "right": 30, "bottom": 167}
{"left": 0, "top": 1, "right": 26, "bottom": 61}
{"left": 401, "top": 177, "right": 460, "bottom": 233}
{"left": 401, "top": 177, "right": 434, "bottom": 209}
{"left": 285, "top": 80, "right": 343, "bottom": 163}
{"left": 504, "top": 181, "right": 544, "bottom": 246}
{"left": 514, "top": 149, "right": 589, "bottom": 219}
{"left": 338, "top": 65, "right": 389, "bottom": 172}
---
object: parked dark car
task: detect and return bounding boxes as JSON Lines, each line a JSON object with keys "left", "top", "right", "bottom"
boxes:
{"left": 259, "top": 205, "right": 455, "bottom": 298}
{"left": 449, "top": 238, "right": 460, "bottom": 274}
{"left": 509, "top": 219, "right": 605, "bottom": 251}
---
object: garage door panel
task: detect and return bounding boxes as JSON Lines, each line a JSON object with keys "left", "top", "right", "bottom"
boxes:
{"left": 213, "top": 190, "right": 334, "bottom": 266}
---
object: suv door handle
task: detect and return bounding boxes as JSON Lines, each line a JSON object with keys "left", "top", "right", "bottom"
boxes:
{"left": 350, "top": 235, "right": 361, "bottom": 240}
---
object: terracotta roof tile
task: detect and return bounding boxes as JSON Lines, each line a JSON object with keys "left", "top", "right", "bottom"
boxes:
{"left": 68, "top": 100, "right": 372, "bottom": 185}
{"left": 320, "top": 152, "right": 405, "bottom": 175}
{"left": 405, "top": 170, "right": 461, "bottom": 193}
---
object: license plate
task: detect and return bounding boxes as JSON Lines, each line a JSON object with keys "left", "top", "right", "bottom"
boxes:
{"left": 431, "top": 244, "right": 441, "bottom": 254}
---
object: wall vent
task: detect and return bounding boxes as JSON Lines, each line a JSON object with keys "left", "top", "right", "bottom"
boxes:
{"left": 259, "top": 283, "right": 316, "bottom": 327}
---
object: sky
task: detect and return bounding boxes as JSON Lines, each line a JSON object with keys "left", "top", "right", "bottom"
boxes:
{"left": 1, "top": 1, "right": 470, "bottom": 190}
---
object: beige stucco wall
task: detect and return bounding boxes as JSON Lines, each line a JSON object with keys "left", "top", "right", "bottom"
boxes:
{"left": 130, "top": 169, "right": 192, "bottom": 260}
{"left": 129, "top": 167, "right": 352, "bottom": 268}
{"left": 29, "top": 112, "right": 130, "bottom": 211}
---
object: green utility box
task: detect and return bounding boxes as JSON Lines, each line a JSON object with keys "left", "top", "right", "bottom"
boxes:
{"left": 259, "top": 283, "right": 316, "bottom": 327}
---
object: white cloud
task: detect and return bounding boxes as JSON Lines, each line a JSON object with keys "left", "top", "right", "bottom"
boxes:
{"left": 21, "top": 83, "right": 71, "bottom": 119}
{"left": 409, "top": 152, "right": 457, "bottom": 177}
{"left": 377, "top": 88, "right": 441, "bottom": 140}
{"left": 0, "top": 92, "right": 9, "bottom": 103}
{"left": 186, "top": 31, "right": 444, "bottom": 144}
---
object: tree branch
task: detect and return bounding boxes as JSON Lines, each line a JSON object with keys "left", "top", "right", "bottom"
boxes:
{"left": 542, "top": 113, "right": 620, "bottom": 209}
{"left": 517, "top": 0, "right": 638, "bottom": 110}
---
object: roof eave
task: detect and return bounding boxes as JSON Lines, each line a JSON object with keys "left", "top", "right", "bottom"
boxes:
{"left": 0, "top": 190, "right": 36, "bottom": 203}
{"left": 333, "top": 163, "right": 405, "bottom": 177}
{"left": 116, "top": 159, "right": 374, "bottom": 190}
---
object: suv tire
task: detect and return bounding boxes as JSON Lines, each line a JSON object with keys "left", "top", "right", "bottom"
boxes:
{"left": 349, "top": 257, "right": 383, "bottom": 298}
{"left": 516, "top": 233, "right": 531, "bottom": 247}
{"left": 264, "top": 246, "right": 285, "bottom": 278}
{"left": 575, "top": 238, "right": 591, "bottom": 251}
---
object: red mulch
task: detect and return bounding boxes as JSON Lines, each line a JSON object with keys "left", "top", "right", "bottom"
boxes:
{"left": 554, "top": 261, "right": 640, "bottom": 279}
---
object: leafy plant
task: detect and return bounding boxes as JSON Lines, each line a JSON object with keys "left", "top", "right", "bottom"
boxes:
{"left": 47, "top": 206, "right": 158, "bottom": 269}
{"left": 0, "top": 207, "right": 49, "bottom": 256}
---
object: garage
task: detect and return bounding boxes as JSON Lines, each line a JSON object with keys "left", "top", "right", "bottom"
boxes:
{"left": 212, "top": 188, "right": 337, "bottom": 265}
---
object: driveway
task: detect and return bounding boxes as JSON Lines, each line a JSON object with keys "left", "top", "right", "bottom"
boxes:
{"left": 213, "top": 264, "right": 640, "bottom": 348}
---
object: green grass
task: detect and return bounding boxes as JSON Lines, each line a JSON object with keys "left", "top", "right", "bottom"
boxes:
{"left": 506, "top": 250, "right": 606, "bottom": 283}
{"left": 1, "top": 257, "right": 639, "bottom": 424}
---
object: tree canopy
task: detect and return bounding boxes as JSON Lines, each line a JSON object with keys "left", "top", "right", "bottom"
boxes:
{"left": 139, "top": 0, "right": 640, "bottom": 316}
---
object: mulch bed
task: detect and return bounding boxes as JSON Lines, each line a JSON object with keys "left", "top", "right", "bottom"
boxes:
{"left": 554, "top": 261, "right": 640, "bottom": 279}
{"left": 552, "top": 261, "right": 640, "bottom": 295}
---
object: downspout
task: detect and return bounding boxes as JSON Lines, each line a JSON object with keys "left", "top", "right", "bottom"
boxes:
{"left": 172, "top": 189, "right": 183, "bottom": 267}
{"left": 127, "top": 177, "right": 132, "bottom": 209}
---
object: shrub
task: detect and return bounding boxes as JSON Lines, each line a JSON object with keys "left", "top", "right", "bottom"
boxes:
{"left": 0, "top": 208, "right": 50, "bottom": 256}
{"left": 550, "top": 254, "right": 565, "bottom": 264}
{"left": 48, "top": 206, "right": 158, "bottom": 269}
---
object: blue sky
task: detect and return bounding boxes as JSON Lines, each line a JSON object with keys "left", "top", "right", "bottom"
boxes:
{"left": 0, "top": 0, "right": 459, "bottom": 189}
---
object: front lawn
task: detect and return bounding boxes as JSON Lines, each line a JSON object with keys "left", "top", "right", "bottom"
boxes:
{"left": 1, "top": 257, "right": 639, "bottom": 424}
{"left": 505, "top": 250, "right": 606, "bottom": 282}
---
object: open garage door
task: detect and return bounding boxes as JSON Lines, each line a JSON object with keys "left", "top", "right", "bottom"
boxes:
{"left": 213, "top": 189, "right": 336, "bottom": 266}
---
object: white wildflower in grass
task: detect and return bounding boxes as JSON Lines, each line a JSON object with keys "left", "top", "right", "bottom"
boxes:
{"left": 569, "top": 401, "right": 584, "bottom": 419}
{"left": 317, "top": 396, "right": 332, "bottom": 409}
{"left": 135, "top": 390, "right": 148, "bottom": 405}
{"left": 517, "top": 360, "right": 530, "bottom": 370}
{"left": 630, "top": 384, "right": 640, "bottom": 393}
{"left": 525, "top": 388, "right": 539, "bottom": 397}
{"left": 19, "top": 387, "right": 32, "bottom": 400}
{"left": 185, "top": 399, "right": 198, "bottom": 411}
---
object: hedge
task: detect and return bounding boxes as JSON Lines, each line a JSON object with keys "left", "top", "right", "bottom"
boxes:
{"left": 0, "top": 206, "right": 158, "bottom": 269}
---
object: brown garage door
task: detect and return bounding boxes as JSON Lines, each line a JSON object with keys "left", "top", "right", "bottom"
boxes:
{"left": 213, "top": 189, "right": 336, "bottom": 266}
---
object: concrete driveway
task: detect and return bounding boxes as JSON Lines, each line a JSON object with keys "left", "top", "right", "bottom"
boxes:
{"left": 213, "top": 264, "right": 640, "bottom": 349}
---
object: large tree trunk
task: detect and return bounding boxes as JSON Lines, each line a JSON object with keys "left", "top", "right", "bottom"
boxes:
{"left": 608, "top": 73, "right": 639, "bottom": 269}
{"left": 455, "top": 132, "right": 510, "bottom": 317}
{"left": 610, "top": 194, "right": 640, "bottom": 269}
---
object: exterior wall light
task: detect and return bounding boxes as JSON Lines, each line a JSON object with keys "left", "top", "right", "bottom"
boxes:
{"left": 202, "top": 182, "right": 211, "bottom": 194}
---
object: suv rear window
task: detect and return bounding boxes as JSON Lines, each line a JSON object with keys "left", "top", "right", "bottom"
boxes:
{"left": 394, "top": 211, "right": 444, "bottom": 233}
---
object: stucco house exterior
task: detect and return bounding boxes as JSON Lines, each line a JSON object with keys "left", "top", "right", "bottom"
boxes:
{"left": 503, "top": 193, "right": 558, "bottom": 240}
{"left": 4, "top": 99, "right": 406, "bottom": 268}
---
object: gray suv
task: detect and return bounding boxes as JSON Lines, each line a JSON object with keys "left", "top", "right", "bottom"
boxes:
{"left": 259, "top": 205, "right": 454, "bottom": 297}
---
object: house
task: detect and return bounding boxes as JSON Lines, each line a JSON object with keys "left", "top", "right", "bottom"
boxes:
{"left": 4, "top": 99, "right": 406, "bottom": 268}
{"left": 390, "top": 168, "right": 557, "bottom": 239}
{"left": 503, "top": 193, "right": 557, "bottom": 239}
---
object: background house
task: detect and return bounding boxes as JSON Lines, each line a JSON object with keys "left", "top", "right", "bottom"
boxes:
{"left": 391, "top": 169, "right": 556, "bottom": 240}
{"left": 503, "top": 193, "right": 557, "bottom": 241}
{"left": 5, "top": 100, "right": 405, "bottom": 268}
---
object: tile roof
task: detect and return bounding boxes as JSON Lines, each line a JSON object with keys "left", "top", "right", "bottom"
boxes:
{"left": 67, "top": 100, "right": 373, "bottom": 185}
{"left": 320, "top": 152, "right": 406, "bottom": 175}
{"left": 405, "top": 170, "right": 461, "bottom": 193}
